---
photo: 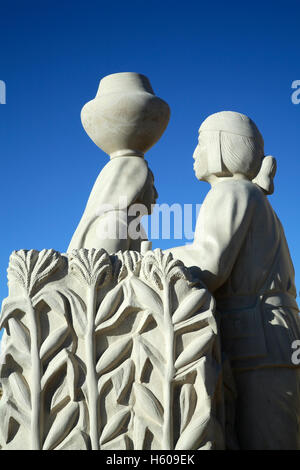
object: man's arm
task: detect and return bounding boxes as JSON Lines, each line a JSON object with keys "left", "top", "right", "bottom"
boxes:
{"left": 165, "top": 181, "right": 255, "bottom": 292}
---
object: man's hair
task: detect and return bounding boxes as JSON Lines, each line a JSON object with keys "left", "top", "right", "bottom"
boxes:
{"left": 220, "top": 131, "right": 264, "bottom": 179}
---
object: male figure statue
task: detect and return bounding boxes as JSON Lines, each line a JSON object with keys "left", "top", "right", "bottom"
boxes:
{"left": 167, "top": 111, "right": 300, "bottom": 449}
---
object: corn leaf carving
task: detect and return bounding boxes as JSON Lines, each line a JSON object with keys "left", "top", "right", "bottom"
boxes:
{"left": 0, "top": 250, "right": 85, "bottom": 450}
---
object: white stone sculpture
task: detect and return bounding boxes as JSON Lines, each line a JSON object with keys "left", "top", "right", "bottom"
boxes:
{"left": 166, "top": 111, "right": 300, "bottom": 449}
{"left": 68, "top": 72, "right": 169, "bottom": 254}
{"left": 0, "top": 249, "right": 224, "bottom": 450}
{"left": 2, "top": 72, "right": 300, "bottom": 451}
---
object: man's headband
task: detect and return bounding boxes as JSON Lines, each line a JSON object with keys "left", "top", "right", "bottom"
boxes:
{"left": 199, "top": 111, "right": 264, "bottom": 143}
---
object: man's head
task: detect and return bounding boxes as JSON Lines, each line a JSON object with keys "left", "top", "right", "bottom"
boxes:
{"left": 193, "top": 111, "right": 264, "bottom": 182}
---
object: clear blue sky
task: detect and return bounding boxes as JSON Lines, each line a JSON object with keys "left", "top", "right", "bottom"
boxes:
{"left": 1, "top": 0, "right": 300, "bottom": 341}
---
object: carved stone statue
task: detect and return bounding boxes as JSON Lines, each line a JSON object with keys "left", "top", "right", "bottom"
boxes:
{"left": 166, "top": 111, "right": 300, "bottom": 449}
{"left": 1, "top": 73, "right": 226, "bottom": 451}
{"left": 1, "top": 74, "right": 300, "bottom": 451}
{"left": 68, "top": 72, "right": 169, "bottom": 254}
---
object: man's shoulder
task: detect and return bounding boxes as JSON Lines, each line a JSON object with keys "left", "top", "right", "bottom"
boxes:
{"left": 207, "top": 179, "right": 263, "bottom": 203}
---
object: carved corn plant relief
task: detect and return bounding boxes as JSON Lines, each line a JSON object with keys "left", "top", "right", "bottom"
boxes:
{"left": 133, "top": 250, "right": 224, "bottom": 449}
{"left": 0, "top": 248, "right": 224, "bottom": 450}
{"left": 92, "top": 249, "right": 224, "bottom": 450}
{"left": 0, "top": 250, "right": 87, "bottom": 450}
{"left": 68, "top": 248, "right": 113, "bottom": 450}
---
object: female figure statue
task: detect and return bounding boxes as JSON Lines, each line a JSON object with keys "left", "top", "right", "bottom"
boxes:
{"left": 68, "top": 156, "right": 157, "bottom": 253}
{"left": 68, "top": 72, "right": 169, "bottom": 254}
{"left": 167, "top": 111, "right": 300, "bottom": 449}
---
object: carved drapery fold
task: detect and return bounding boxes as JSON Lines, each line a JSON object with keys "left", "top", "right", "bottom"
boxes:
{"left": 0, "top": 249, "right": 224, "bottom": 450}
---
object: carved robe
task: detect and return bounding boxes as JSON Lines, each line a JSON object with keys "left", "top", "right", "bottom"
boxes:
{"left": 68, "top": 157, "right": 150, "bottom": 253}
{"left": 168, "top": 178, "right": 300, "bottom": 449}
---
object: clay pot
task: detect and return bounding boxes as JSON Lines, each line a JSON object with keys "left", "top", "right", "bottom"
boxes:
{"left": 81, "top": 72, "right": 170, "bottom": 158}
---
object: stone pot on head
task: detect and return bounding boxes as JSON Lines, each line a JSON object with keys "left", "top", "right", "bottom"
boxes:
{"left": 80, "top": 72, "right": 171, "bottom": 159}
